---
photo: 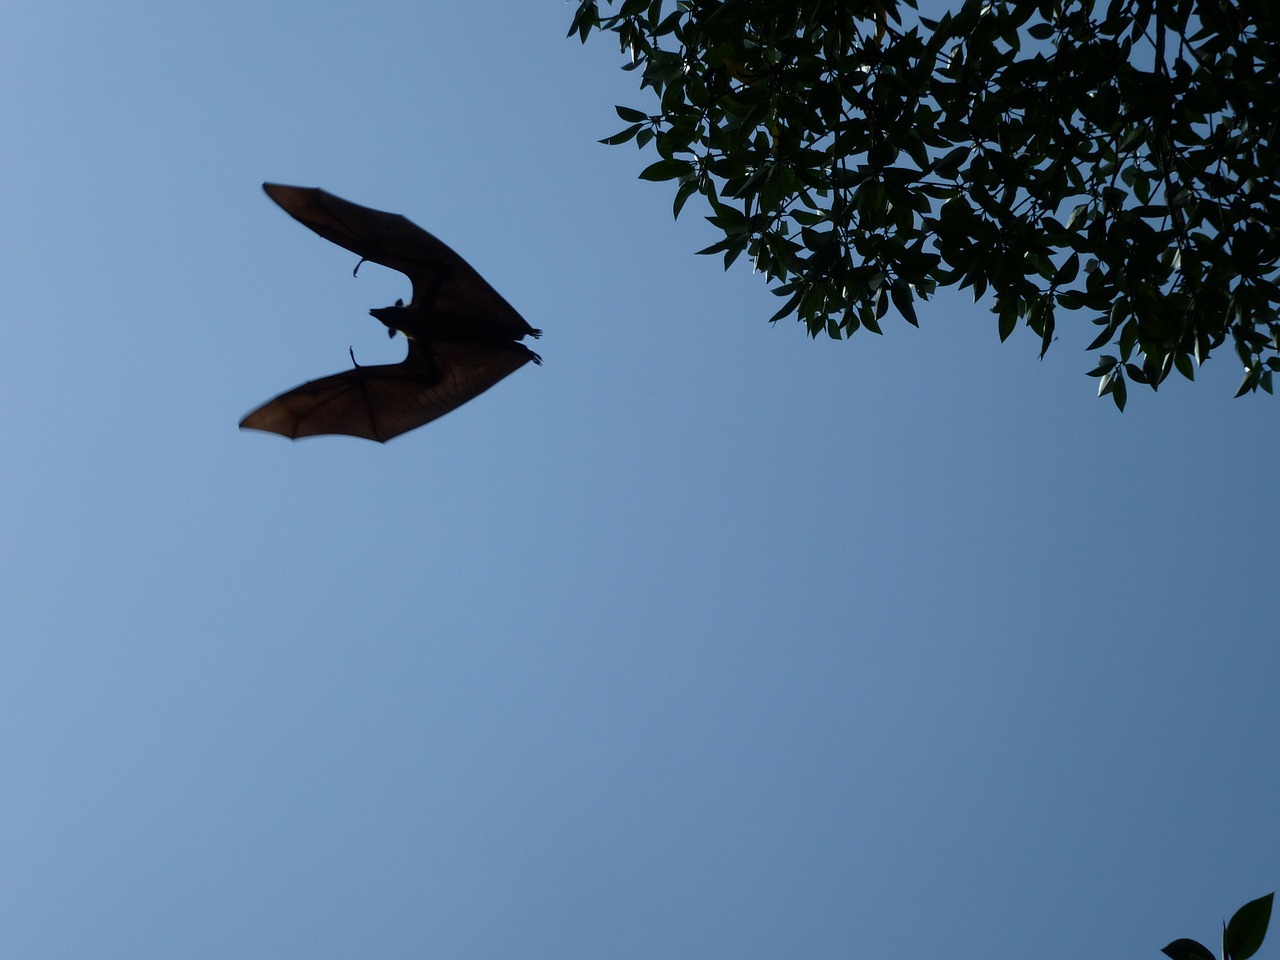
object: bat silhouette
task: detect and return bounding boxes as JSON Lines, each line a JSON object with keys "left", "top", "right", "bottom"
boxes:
{"left": 240, "top": 183, "right": 541, "bottom": 442}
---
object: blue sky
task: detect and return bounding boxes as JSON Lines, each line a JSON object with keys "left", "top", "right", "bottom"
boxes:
{"left": 1, "top": 2, "right": 1276, "bottom": 959}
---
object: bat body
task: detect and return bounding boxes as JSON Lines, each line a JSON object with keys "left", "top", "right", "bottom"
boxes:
{"left": 240, "top": 183, "right": 541, "bottom": 442}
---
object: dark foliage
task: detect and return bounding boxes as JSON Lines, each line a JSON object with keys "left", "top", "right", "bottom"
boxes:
{"left": 1163, "top": 893, "right": 1273, "bottom": 960}
{"left": 571, "top": 0, "right": 1280, "bottom": 406}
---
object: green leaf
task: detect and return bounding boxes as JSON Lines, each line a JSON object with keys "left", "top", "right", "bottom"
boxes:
{"left": 932, "top": 145, "right": 970, "bottom": 177}
{"left": 706, "top": 200, "right": 748, "bottom": 232}
{"left": 1118, "top": 320, "right": 1138, "bottom": 361}
{"left": 890, "top": 281, "right": 919, "bottom": 327}
{"left": 567, "top": 0, "right": 599, "bottom": 41}
{"left": 1086, "top": 355, "right": 1119, "bottom": 377}
{"left": 1235, "top": 368, "right": 1258, "bottom": 398}
{"left": 600, "top": 123, "right": 643, "bottom": 145}
{"left": 1163, "top": 938, "right": 1217, "bottom": 960}
{"left": 1037, "top": 303, "right": 1055, "bottom": 358}
{"left": 1085, "top": 321, "right": 1115, "bottom": 350}
{"left": 638, "top": 159, "right": 689, "bottom": 182}
{"left": 1054, "top": 253, "right": 1080, "bottom": 286}
{"left": 769, "top": 289, "right": 803, "bottom": 323}
{"left": 1224, "top": 893, "right": 1273, "bottom": 960}
{"left": 672, "top": 178, "right": 699, "bottom": 218}
{"left": 998, "top": 305, "right": 1017, "bottom": 342}
{"left": 615, "top": 104, "right": 649, "bottom": 123}
{"left": 1111, "top": 373, "right": 1127, "bottom": 410}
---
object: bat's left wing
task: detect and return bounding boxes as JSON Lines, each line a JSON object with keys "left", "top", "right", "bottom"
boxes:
{"left": 262, "top": 183, "right": 536, "bottom": 341}
{"left": 239, "top": 339, "right": 540, "bottom": 443}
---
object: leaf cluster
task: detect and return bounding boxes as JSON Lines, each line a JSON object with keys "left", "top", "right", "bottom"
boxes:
{"left": 1163, "top": 892, "right": 1273, "bottom": 960}
{"left": 570, "top": 0, "right": 1280, "bottom": 406}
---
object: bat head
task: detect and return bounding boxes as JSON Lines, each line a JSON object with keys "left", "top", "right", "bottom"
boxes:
{"left": 369, "top": 299, "right": 408, "bottom": 337}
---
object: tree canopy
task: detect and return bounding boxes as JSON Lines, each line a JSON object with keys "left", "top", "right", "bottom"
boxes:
{"left": 570, "top": 0, "right": 1280, "bottom": 407}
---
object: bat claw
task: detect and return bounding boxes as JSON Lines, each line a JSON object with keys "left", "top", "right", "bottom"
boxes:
{"left": 529, "top": 328, "right": 543, "bottom": 339}
{"left": 352, "top": 256, "right": 368, "bottom": 277}
{"left": 349, "top": 346, "right": 362, "bottom": 368}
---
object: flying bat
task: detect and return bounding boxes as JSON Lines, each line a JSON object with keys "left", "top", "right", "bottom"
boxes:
{"left": 240, "top": 183, "right": 541, "bottom": 442}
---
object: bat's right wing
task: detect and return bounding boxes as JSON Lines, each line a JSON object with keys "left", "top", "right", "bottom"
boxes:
{"left": 239, "top": 339, "right": 540, "bottom": 443}
{"left": 262, "top": 184, "right": 537, "bottom": 341}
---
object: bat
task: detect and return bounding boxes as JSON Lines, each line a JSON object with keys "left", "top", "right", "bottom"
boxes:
{"left": 240, "top": 183, "right": 541, "bottom": 442}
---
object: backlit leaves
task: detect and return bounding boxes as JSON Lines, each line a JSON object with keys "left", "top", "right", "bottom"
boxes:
{"left": 572, "top": 0, "right": 1280, "bottom": 407}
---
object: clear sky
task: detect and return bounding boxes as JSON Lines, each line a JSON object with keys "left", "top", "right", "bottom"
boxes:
{"left": 1, "top": 2, "right": 1275, "bottom": 959}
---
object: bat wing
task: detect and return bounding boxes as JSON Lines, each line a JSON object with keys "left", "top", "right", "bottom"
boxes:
{"left": 239, "top": 339, "right": 540, "bottom": 443}
{"left": 262, "top": 183, "right": 537, "bottom": 341}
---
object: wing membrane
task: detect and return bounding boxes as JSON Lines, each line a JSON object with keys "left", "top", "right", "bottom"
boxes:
{"left": 240, "top": 340, "right": 539, "bottom": 442}
{"left": 261, "top": 184, "right": 535, "bottom": 340}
